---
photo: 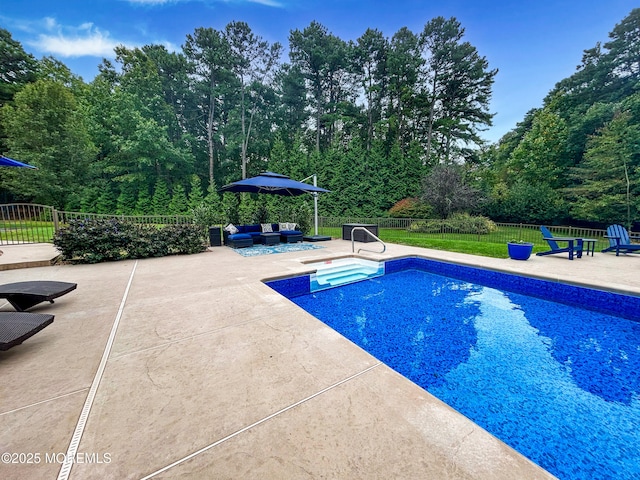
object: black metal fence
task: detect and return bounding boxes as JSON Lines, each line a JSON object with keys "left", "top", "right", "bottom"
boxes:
{"left": 0, "top": 204, "right": 192, "bottom": 245}
{"left": 0, "top": 203, "right": 630, "bottom": 251}
{"left": 317, "top": 216, "right": 615, "bottom": 251}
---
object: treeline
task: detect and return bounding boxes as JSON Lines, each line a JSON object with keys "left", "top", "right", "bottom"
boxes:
{"left": 480, "top": 8, "right": 640, "bottom": 227}
{"left": 0, "top": 9, "right": 639, "bottom": 228}
{"left": 0, "top": 17, "right": 495, "bottom": 220}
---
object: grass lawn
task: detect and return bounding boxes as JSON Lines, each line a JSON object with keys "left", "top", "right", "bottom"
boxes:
{"left": 320, "top": 226, "right": 606, "bottom": 259}
{"left": 0, "top": 220, "right": 55, "bottom": 243}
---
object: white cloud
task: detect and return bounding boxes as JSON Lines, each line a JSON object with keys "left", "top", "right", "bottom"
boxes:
{"left": 248, "top": 0, "right": 284, "bottom": 6}
{"left": 160, "top": 40, "right": 180, "bottom": 53}
{"left": 125, "top": 0, "right": 285, "bottom": 7}
{"left": 26, "top": 18, "right": 133, "bottom": 58}
{"left": 126, "top": 0, "right": 177, "bottom": 4}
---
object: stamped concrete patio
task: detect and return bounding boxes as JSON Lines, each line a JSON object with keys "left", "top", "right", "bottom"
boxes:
{"left": 1, "top": 239, "right": 639, "bottom": 479}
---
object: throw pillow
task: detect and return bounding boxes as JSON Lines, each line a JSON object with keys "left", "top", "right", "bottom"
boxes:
{"left": 224, "top": 223, "right": 238, "bottom": 234}
{"left": 287, "top": 222, "right": 297, "bottom": 231}
{"left": 261, "top": 223, "right": 273, "bottom": 233}
{"left": 279, "top": 222, "right": 288, "bottom": 231}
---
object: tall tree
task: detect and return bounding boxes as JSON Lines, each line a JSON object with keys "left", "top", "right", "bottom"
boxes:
{"left": 86, "top": 71, "right": 193, "bottom": 203}
{"left": 419, "top": 17, "right": 497, "bottom": 164}
{"left": 0, "top": 79, "right": 95, "bottom": 207}
{"left": 602, "top": 8, "right": 640, "bottom": 100}
{"left": 289, "top": 21, "right": 355, "bottom": 152}
{"left": 0, "top": 28, "right": 38, "bottom": 153}
{"left": 141, "top": 44, "right": 194, "bottom": 143}
{"left": 386, "top": 27, "right": 422, "bottom": 150}
{"left": 569, "top": 109, "right": 640, "bottom": 226}
{"left": 507, "top": 107, "right": 570, "bottom": 189}
{"left": 0, "top": 28, "right": 38, "bottom": 108}
{"left": 225, "top": 21, "right": 281, "bottom": 178}
{"left": 353, "top": 28, "right": 388, "bottom": 150}
{"left": 183, "top": 28, "right": 234, "bottom": 187}
{"left": 273, "top": 64, "right": 308, "bottom": 146}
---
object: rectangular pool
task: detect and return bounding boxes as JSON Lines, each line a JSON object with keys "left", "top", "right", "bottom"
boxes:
{"left": 266, "top": 257, "right": 640, "bottom": 480}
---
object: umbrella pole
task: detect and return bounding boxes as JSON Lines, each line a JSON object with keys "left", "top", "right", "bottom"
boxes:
{"left": 313, "top": 175, "right": 319, "bottom": 236}
{"left": 301, "top": 173, "right": 320, "bottom": 237}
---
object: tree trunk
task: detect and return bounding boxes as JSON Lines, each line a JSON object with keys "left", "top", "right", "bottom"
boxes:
{"left": 240, "top": 77, "right": 247, "bottom": 179}
{"left": 425, "top": 72, "right": 438, "bottom": 165}
{"left": 624, "top": 157, "right": 631, "bottom": 229}
{"left": 207, "top": 77, "right": 216, "bottom": 187}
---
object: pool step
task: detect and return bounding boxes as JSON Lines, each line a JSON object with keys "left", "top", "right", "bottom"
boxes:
{"left": 311, "top": 261, "right": 384, "bottom": 291}
{"left": 317, "top": 266, "right": 372, "bottom": 286}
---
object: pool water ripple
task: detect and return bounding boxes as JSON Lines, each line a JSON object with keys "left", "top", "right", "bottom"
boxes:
{"left": 291, "top": 269, "right": 640, "bottom": 480}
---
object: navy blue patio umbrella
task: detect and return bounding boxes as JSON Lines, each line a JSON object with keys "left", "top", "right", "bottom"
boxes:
{"left": 0, "top": 155, "right": 37, "bottom": 169}
{"left": 219, "top": 171, "right": 329, "bottom": 196}
{"left": 219, "top": 171, "right": 330, "bottom": 236}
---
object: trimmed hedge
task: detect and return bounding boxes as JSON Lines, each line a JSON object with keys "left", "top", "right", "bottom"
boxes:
{"left": 53, "top": 218, "right": 207, "bottom": 263}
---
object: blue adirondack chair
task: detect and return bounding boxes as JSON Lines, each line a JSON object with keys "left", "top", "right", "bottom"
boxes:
{"left": 536, "top": 226, "right": 583, "bottom": 258}
{"left": 602, "top": 224, "right": 640, "bottom": 256}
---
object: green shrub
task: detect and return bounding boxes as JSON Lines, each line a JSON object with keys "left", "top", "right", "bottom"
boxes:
{"left": 53, "top": 218, "right": 206, "bottom": 263}
{"left": 127, "top": 225, "right": 169, "bottom": 258}
{"left": 159, "top": 224, "right": 207, "bottom": 255}
{"left": 408, "top": 213, "right": 497, "bottom": 235}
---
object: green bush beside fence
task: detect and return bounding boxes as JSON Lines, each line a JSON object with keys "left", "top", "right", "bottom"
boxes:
{"left": 53, "top": 218, "right": 206, "bottom": 264}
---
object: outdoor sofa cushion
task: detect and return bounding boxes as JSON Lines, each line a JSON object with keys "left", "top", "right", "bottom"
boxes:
{"left": 236, "top": 224, "right": 281, "bottom": 243}
{"left": 224, "top": 223, "right": 239, "bottom": 234}
{"left": 224, "top": 223, "right": 301, "bottom": 246}
{"left": 226, "top": 233, "right": 253, "bottom": 248}
{"left": 280, "top": 230, "right": 304, "bottom": 243}
{"left": 236, "top": 224, "right": 263, "bottom": 243}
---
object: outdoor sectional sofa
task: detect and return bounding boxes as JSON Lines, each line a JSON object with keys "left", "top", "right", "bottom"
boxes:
{"left": 223, "top": 223, "right": 304, "bottom": 248}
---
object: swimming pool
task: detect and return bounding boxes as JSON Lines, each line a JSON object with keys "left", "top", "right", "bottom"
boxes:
{"left": 266, "top": 257, "right": 640, "bottom": 480}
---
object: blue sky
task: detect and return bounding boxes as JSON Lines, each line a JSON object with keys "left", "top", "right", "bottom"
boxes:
{"left": 0, "top": 0, "right": 636, "bottom": 142}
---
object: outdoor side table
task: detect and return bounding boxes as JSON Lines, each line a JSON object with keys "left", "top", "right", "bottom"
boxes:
{"left": 208, "top": 226, "right": 222, "bottom": 247}
{"left": 544, "top": 237, "right": 583, "bottom": 260}
{"left": 580, "top": 238, "right": 597, "bottom": 256}
{"left": 260, "top": 233, "right": 281, "bottom": 245}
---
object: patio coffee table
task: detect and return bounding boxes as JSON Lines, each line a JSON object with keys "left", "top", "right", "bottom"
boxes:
{"left": 260, "top": 233, "right": 281, "bottom": 245}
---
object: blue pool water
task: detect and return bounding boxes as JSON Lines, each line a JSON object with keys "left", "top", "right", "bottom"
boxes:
{"left": 281, "top": 267, "right": 640, "bottom": 480}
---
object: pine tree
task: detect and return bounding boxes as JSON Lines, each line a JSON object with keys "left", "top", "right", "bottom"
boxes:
{"left": 116, "top": 183, "right": 137, "bottom": 215}
{"left": 168, "top": 184, "right": 189, "bottom": 214}
{"left": 96, "top": 185, "right": 117, "bottom": 214}
{"left": 152, "top": 179, "right": 171, "bottom": 215}
{"left": 187, "top": 175, "right": 205, "bottom": 210}
{"left": 135, "top": 188, "right": 153, "bottom": 215}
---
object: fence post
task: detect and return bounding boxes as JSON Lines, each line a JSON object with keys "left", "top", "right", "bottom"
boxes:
{"left": 53, "top": 209, "right": 59, "bottom": 234}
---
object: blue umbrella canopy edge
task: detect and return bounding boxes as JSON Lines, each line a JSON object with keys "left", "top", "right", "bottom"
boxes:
{"left": 0, "top": 155, "right": 37, "bottom": 169}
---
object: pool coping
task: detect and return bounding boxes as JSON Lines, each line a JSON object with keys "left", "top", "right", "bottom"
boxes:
{"left": 265, "top": 253, "right": 640, "bottom": 321}
{"left": 265, "top": 251, "right": 640, "bottom": 295}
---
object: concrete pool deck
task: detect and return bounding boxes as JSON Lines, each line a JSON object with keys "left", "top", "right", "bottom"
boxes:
{"left": 1, "top": 240, "right": 639, "bottom": 479}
